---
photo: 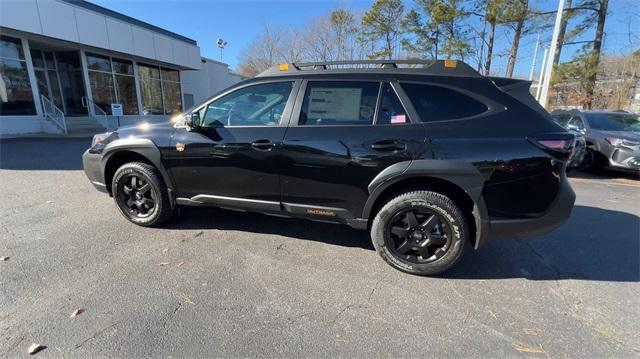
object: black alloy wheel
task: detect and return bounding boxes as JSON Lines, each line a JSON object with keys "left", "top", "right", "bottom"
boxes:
{"left": 386, "top": 208, "right": 452, "bottom": 263}
{"left": 370, "top": 191, "right": 467, "bottom": 276}
{"left": 117, "top": 174, "right": 156, "bottom": 218}
{"left": 111, "top": 162, "right": 174, "bottom": 227}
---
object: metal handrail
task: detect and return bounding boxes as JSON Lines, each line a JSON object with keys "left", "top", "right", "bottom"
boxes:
{"left": 41, "top": 95, "right": 67, "bottom": 134}
{"left": 85, "top": 97, "right": 109, "bottom": 130}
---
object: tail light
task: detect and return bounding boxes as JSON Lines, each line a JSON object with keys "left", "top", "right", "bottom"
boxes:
{"left": 528, "top": 134, "right": 575, "bottom": 161}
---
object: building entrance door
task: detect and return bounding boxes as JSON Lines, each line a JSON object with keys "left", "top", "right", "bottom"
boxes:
{"left": 55, "top": 51, "right": 87, "bottom": 116}
{"left": 30, "top": 49, "right": 64, "bottom": 111}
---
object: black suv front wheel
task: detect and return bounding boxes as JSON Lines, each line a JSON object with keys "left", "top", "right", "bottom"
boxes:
{"left": 371, "top": 191, "right": 467, "bottom": 276}
{"left": 112, "top": 162, "right": 173, "bottom": 227}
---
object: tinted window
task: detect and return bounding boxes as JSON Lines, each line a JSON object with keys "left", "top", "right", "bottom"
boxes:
{"left": 300, "top": 81, "right": 379, "bottom": 126}
{"left": 377, "top": 83, "right": 409, "bottom": 125}
{"left": 585, "top": 113, "right": 639, "bottom": 132}
{"left": 201, "top": 82, "right": 293, "bottom": 127}
{"left": 401, "top": 83, "right": 487, "bottom": 122}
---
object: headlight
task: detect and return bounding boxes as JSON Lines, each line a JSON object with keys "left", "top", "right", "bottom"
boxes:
{"left": 605, "top": 137, "right": 639, "bottom": 147}
{"left": 92, "top": 132, "right": 112, "bottom": 147}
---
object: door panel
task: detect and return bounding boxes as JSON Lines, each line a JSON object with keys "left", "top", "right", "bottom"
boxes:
{"left": 165, "top": 80, "right": 299, "bottom": 203}
{"left": 280, "top": 80, "right": 427, "bottom": 218}
{"left": 167, "top": 126, "right": 286, "bottom": 201}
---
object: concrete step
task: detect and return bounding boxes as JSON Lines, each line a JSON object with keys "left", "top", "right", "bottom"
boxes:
{"left": 66, "top": 116, "right": 106, "bottom": 133}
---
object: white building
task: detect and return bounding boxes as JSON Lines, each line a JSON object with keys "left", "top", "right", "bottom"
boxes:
{"left": 0, "top": 0, "right": 241, "bottom": 135}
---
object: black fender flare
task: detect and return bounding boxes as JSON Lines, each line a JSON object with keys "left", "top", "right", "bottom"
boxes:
{"left": 101, "top": 138, "right": 177, "bottom": 207}
{"left": 363, "top": 159, "right": 490, "bottom": 249}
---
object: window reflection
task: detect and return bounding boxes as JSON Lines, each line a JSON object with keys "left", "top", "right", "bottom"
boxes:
{"left": 0, "top": 36, "right": 35, "bottom": 116}
{"left": 86, "top": 53, "right": 137, "bottom": 115}
{"left": 138, "top": 63, "right": 182, "bottom": 115}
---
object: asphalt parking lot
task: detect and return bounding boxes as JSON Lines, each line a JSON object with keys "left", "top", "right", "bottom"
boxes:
{"left": 1, "top": 137, "right": 638, "bottom": 358}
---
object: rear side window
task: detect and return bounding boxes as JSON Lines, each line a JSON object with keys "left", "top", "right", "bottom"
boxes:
{"left": 377, "top": 83, "right": 409, "bottom": 125}
{"left": 401, "top": 83, "right": 488, "bottom": 122}
{"left": 300, "top": 81, "right": 379, "bottom": 126}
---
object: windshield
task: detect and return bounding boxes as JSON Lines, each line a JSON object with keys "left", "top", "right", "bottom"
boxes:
{"left": 585, "top": 113, "right": 640, "bottom": 132}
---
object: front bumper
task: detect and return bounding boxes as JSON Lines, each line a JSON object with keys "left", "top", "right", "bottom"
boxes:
{"left": 82, "top": 149, "right": 108, "bottom": 194}
{"left": 607, "top": 148, "right": 640, "bottom": 172}
{"left": 488, "top": 172, "right": 576, "bottom": 240}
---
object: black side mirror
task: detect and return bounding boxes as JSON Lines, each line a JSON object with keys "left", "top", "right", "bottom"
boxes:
{"left": 184, "top": 112, "right": 200, "bottom": 130}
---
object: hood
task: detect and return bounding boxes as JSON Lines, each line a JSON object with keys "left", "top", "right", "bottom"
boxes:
{"left": 112, "top": 121, "right": 176, "bottom": 138}
{"left": 596, "top": 130, "right": 640, "bottom": 142}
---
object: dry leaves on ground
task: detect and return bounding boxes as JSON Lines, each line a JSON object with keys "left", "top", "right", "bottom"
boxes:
{"left": 27, "top": 343, "right": 45, "bottom": 355}
{"left": 513, "top": 343, "right": 545, "bottom": 354}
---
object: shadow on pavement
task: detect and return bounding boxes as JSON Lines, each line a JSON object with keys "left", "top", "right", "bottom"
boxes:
{"left": 170, "top": 206, "right": 374, "bottom": 250}
{"left": 0, "top": 137, "right": 90, "bottom": 170}
{"left": 172, "top": 205, "right": 639, "bottom": 282}
{"left": 568, "top": 168, "right": 639, "bottom": 181}
{"left": 446, "top": 205, "right": 639, "bottom": 282}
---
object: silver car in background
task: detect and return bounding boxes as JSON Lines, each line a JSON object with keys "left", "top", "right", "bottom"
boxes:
{"left": 551, "top": 110, "right": 640, "bottom": 173}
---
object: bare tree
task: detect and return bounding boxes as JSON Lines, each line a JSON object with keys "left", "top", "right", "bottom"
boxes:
{"left": 584, "top": 0, "right": 609, "bottom": 109}
{"left": 504, "top": 0, "right": 528, "bottom": 77}
{"left": 551, "top": 0, "right": 573, "bottom": 66}
{"left": 237, "top": 24, "right": 287, "bottom": 76}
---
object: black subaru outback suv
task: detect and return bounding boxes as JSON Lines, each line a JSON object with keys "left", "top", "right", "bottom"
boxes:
{"left": 83, "top": 60, "right": 576, "bottom": 275}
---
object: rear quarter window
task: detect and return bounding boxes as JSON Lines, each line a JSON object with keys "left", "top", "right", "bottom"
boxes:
{"left": 401, "top": 83, "right": 488, "bottom": 122}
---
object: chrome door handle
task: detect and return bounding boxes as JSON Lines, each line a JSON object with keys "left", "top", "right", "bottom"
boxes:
{"left": 371, "top": 140, "right": 406, "bottom": 151}
{"left": 251, "top": 139, "right": 274, "bottom": 151}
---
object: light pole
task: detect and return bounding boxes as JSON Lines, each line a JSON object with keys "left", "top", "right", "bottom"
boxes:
{"left": 539, "top": 0, "right": 566, "bottom": 109}
{"left": 217, "top": 38, "right": 228, "bottom": 62}
{"left": 536, "top": 47, "right": 549, "bottom": 101}
{"left": 529, "top": 34, "right": 540, "bottom": 81}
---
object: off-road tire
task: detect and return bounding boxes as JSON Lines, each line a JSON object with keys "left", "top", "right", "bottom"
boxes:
{"left": 112, "top": 162, "right": 173, "bottom": 227}
{"left": 371, "top": 191, "right": 468, "bottom": 276}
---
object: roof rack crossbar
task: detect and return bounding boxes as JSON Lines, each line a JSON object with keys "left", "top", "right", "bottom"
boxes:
{"left": 256, "top": 59, "right": 482, "bottom": 78}
{"left": 292, "top": 59, "right": 434, "bottom": 68}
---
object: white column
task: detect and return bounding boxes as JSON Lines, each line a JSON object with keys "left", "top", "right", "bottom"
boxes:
{"left": 539, "top": 0, "right": 566, "bottom": 109}
{"left": 132, "top": 60, "right": 143, "bottom": 115}
{"left": 79, "top": 49, "right": 93, "bottom": 115}
{"left": 21, "top": 37, "right": 43, "bottom": 116}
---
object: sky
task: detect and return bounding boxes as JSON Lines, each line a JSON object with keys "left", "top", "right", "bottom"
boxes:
{"left": 91, "top": 0, "right": 640, "bottom": 78}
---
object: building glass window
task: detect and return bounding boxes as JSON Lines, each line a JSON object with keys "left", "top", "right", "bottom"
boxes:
{"left": 0, "top": 35, "right": 36, "bottom": 116}
{"left": 138, "top": 63, "right": 182, "bottom": 116}
{"left": 138, "top": 63, "right": 163, "bottom": 115}
{"left": 86, "top": 52, "right": 138, "bottom": 115}
{"left": 31, "top": 48, "right": 64, "bottom": 110}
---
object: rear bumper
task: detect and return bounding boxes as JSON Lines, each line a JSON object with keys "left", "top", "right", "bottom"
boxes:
{"left": 82, "top": 149, "right": 108, "bottom": 194}
{"left": 488, "top": 173, "right": 575, "bottom": 240}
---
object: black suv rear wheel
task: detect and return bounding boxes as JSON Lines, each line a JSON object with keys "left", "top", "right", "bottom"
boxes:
{"left": 371, "top": 191, "right": 467, "bottom": 276}
{"left": 112, "top": 162, "right": 173, "bottom": 227}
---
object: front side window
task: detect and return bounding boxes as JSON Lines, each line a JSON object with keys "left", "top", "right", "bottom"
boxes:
{"left": 300, "top": 81, "right": 379, "bottom": 126}
{"left": 200, "top": 82, "right": 293, "bottom": 127}
{"left": 401, "top": 83, "right": 488, "bottom": 122}
{"left": 0, "top": 35, "right": 36, "bottom": 116}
